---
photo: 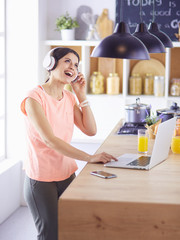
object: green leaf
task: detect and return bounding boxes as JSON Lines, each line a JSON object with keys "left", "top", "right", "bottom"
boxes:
{"left": 55, "top": 11, "right": 79, "bottom": 31}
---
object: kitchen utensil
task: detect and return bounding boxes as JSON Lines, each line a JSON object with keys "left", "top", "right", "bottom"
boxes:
{"left": 125, "top": 98, "right": 151, "bottom": 123}
{"left": 156, "top": 102, "right": 180, "bottom": 122}
{"left": 75, "top": 6, "right": 93, "bottom": 40}
{"left": 131, "top": 58, "right": 165, "bottom": 79}
{"left": 81, "top": 12, "right": 100, "bottom": 40}
{"left": 96, "top": 8, "right": 114, "bottom": 39}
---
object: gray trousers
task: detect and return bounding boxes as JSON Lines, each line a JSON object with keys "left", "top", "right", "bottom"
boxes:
{"left": 24, "top": 173, "right": 75, "bottom": 240}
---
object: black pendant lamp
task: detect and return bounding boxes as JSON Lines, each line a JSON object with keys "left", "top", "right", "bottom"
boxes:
{"left": 148, "top": 0, "right": 173, "bottom": 48}
{"left": 133, "top": 0, "right": 165, "bottom": 53}
{"left": 91, "top": 22, "right": 150, "bottom": 60}
{"left": 91, "top": 0, "right": 150, "bottom": 60}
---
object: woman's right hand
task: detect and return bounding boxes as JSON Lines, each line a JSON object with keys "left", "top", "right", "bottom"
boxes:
{"left": 88, "top": 152, "right": 118, "bottom": 164}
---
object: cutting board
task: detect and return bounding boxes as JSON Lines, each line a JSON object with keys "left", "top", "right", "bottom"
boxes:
{"left": 131, "top": 58, "right": 165, "bottom": 78}
{"left": 96, "top": 9, "right": 114, "bottom": 39}
{"left": 75, "top": 5, "right": 93, "bottom": 40}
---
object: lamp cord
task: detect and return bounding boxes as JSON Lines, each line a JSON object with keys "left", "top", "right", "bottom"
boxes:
{"left": 140, "top": 0, "right": 143, "bottom": 22}
{"left": 120, "top": 0, "right": 123, "bottom": 22}
{"left": 152, "top": 0, "right": 156, "bottom": 22}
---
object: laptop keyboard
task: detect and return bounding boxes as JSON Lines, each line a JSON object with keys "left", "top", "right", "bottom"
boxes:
{"left": 127, "top": 156, "right": 151, "bottom": 167}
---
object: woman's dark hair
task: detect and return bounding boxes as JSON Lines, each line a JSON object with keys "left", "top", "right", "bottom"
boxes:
{"left": 45, "top": 47, "right": 80, "bottom": 82}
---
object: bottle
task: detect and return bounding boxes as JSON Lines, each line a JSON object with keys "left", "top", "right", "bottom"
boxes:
{"left": 90, "top": 71, "right": 104, "bottom": 94}
{"left": 129, "top": 73, "right": 142, "bottom": 95}
{"left": 106, "top": 73, "right": 120, "bottom": 95}
{"left": 154, "top": 76, "right": 165, "bottom": 97}
{"left": 170, "top": 78, "right": 180, "bottom": 96}
{"left": 143, "top": 73, "right": 154, "bottom": 95}
{"left": 171, "top": 117, "right": 180, "bottom": 154}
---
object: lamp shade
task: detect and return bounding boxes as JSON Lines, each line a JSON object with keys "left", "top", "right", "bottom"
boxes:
{"left": 148, "top": 22, "right": 173, "bottom": 48}
{"left": 91, "top": 22, "right": 150, "bottom": 60}
{"left": 133, "top": 23, "right": 165, "bottom": 53}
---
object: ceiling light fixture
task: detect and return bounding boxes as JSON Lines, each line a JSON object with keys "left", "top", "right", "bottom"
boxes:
{"left": 133, "top": 0, "right": 165, "bottom": 53}
{"left": 91, "top": 0, "right": 150, "bottom": 60}
{"left": 148, "top": 0, "right": 173, "bottom": 48}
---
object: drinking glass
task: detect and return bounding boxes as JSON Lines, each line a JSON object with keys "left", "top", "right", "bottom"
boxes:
{"left": 138, "top": 129, "right": 148, "bottom": 153}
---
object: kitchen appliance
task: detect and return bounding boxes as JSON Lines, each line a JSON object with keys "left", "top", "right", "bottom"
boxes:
{"left": 156, "top": 102, "right": 180, "bottom": 122}
{"left": 125, "top": 98, "right": 150, "bottom": 123}
{"left": 117, "top": 122, "right": 146, "bottom": 135}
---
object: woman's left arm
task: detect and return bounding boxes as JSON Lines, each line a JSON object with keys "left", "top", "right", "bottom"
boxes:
{"left": 71, "top": 72, "right": 97, "bottom": 136}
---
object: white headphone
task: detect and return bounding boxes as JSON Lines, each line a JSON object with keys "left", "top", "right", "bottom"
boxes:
{"left": 43, "top": 47, "right": 61, "bottom": 71}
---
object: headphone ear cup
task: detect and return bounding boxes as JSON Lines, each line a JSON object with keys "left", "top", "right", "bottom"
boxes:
{"left": 43, "top": 48, "right": 57, "bottom": 71}
{"left": 46, "top": 56, "right": 56, "bottom": 71}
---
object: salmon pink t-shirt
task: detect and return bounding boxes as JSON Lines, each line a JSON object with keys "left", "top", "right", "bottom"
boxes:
{"left": 21, "top": 85, "right": 78, "bottom": 182}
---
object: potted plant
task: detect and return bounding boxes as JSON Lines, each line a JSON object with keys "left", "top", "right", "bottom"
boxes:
{"left": 55, "top": 12, "right": 79, "bottom": 40}
{"left": 144, "top": 112, "right": 162, "bottom": 139}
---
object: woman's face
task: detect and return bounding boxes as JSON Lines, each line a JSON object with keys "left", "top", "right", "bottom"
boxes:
{"left": 52, "top": 52, "right": 79, "bottom": 84}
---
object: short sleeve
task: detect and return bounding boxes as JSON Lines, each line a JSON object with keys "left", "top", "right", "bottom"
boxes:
{"left": 20, "top": 88, "right": 43, "bottom": 116}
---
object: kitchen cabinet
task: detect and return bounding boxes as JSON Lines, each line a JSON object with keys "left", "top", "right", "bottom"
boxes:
{"left": 42, "top": 40, "right": 180, "bottom": 141}
{"left": 58, "top": 120, "right": 180, "bottom": 240}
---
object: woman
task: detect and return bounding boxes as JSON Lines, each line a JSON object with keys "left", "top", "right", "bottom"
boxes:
{"left": 20, "top": 47, "right": 117, "bottom": 240}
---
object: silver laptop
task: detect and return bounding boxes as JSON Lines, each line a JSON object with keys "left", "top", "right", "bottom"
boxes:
{"left": 105, "top": 117, "right": 177, "bottom": 170}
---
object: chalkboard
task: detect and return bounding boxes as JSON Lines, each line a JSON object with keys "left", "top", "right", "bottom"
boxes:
{"left": 116, "top": 0, "right": 180, "bottom": 41}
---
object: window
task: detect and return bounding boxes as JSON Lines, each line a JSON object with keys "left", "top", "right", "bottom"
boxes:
{"left": 0, "top": 0, "right": 6, "bottom": 160}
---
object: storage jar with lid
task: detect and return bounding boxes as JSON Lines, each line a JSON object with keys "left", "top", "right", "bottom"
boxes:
{"left": 129, "top": 73, "right": 142, "bottom": 95}
{"left": 171, "top": 117, "right": 180, "bottom": 154}
{"left": 106, "top": 73, "right": 120, "bottom": 95}
{"left": 170, "top": 78, "right": 180, "bottom": 96}
{"left": 154, "top": 76, "right": 164, "bottom": 97}
{"left": 90, "top": 71, "right": 104, "bottom": 94}
{"left": 143, "top": 73, "right": 154, "bottom": 95}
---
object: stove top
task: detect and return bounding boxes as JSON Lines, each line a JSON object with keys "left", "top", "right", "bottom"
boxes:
{"left": 117, "top": 122, "right": 146, "bottom": 135}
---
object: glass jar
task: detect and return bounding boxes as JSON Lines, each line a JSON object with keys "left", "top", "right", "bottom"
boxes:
{"left": 90, "top": 71, "right": 104, "bottom": 94}
{"left": 129, "top": 73, "right": 142, "bottom": 95}
{"left": 106, "top": 73, "right": 120, "bottom": 95}
{"left": 154, "top": 76, "right": 165, "bottom": 97}
{"left": 171, "top": 117, "right": 180, "bottom": 154}
{"left": 170, "top": 78, "right": 180, "bottom": 96}
{"left": 143, "top": 73, "right": 154, "bottom": 95}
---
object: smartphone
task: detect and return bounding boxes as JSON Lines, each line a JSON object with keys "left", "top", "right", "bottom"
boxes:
{"left": 71, "top": 71, "right": 79, "bottom": 83}
{"left": 90, "top": 171, "right": 117, "bottom": 179}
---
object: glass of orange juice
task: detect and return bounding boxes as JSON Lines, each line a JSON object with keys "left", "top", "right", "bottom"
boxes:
{"left": 138, "top": 129, "right": 148, "bottom": 153}
{"left": 171, "top": 118, "right": 180, "bottom": 154}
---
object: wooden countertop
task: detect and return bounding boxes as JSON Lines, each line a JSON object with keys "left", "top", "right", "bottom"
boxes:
{"left": 58, "top": 120, "right": 180, "bottom": 240}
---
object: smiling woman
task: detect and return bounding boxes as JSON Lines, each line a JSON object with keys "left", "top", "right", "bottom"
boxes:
{"left": 20, "top": 47, "right": 117, "bottom": 240}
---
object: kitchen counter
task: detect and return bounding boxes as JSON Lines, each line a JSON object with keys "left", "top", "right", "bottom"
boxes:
{"left": 58, "top": 120, "right": 180, "bottom": 240}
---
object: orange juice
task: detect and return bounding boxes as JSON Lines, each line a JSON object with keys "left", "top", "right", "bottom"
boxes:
{"left": 171, "top": 136, "right": 180, "bottom": 154}
{"left": 138, "top": 136, "right": 148, "bottom": 153}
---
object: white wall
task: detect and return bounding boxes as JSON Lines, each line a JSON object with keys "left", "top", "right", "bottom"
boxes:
{"left": 46, "top": 0, "right": 116, "bottom": 40}
{"left": 0, "top": 0, "right": 40, "bottom": 223}
{"left": 6, "top": 0, "right": 39, "bottom": 160}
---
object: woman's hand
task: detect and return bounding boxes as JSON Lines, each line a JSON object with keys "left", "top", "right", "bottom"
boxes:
{"left": 71, "top": 72, "right": 86, "bottom": 98}
{"left": 88, "top": 152, "right": 118, "bottom": 164}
